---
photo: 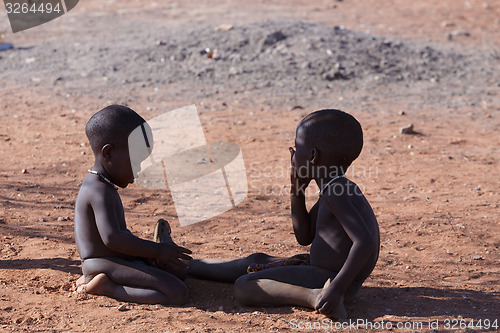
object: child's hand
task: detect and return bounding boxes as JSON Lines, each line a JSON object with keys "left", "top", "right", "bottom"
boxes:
{"left": 314, "top": 285, "right": 343, "bottom": 318}
{"left": 289, "top": 147, "right": 311, "bottom": 195}
{"left": 157, "top": 242, "right": 193, "bottom": 270}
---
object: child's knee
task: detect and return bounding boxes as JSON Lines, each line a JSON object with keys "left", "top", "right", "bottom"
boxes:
{"left": 244, "top": 252, "right": 270, "bottom": 265}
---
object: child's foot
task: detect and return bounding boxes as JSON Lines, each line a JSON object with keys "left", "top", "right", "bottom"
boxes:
{"left": 154, "top": 219, "right": 172, "bottom": 243}
{"left": 312, "top": 278, "right": 348, "bottom": 320}
{"left": 151, "top": 219, "right": 187, "bottom": 279}
{"left": 72, "top": 275, "right": 86, "bottom": 292}
{"left": 75, "top": 273, "right": 114, "bottom": 296}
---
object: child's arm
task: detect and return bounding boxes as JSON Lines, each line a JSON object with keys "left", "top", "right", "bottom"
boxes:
{"left": 289, "top": 147, "right": 316, "bottom": 245}
{"left": 91, "top": 187, "right": 192, "bottom": 267}
{"left": 315, "top": 192, "right": 376, "bottom": 316}
{"left": 291, "top": 192, "right": 317, "bottom": 246}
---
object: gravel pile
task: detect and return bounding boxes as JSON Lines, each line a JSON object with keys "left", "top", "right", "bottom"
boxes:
{"left": 1, "top": 19, "right": 497, "bottom": 108}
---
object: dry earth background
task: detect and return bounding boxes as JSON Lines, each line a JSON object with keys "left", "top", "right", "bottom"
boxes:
{"left": 0, "top": 0, "right": 499, "bottom": 332}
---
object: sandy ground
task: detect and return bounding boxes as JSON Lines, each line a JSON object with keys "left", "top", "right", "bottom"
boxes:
{"left": 0, "top": 0, "right": 499, "bottom": 332}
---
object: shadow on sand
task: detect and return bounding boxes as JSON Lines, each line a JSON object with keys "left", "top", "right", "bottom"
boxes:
{"left": 185, "top": 278, "right": 499, "bottom": 326}
{"left": 0, "top": 257, "right": 81, "bottom": 274}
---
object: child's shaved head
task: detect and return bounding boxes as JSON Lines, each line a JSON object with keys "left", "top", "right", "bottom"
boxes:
{"left": 85, "top": 105, "right": 146, "bottom": 155}
{"left": 298, "top": 109, "right": 363, "bottom": 170}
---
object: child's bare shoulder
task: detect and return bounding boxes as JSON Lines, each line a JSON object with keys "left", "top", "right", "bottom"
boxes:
{"left": 321, "top": 178, "right": 376, "bottom": 225}
{"left": 76, "top": 175, "right": 114, "bottom": 206}
{"left": 322, "top": 178, "right": 363, "bottom": 203}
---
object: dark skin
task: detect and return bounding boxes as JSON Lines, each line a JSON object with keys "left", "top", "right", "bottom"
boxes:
{"left": 188, "top": 125, "right": 379, "bottom": 319}
{"left": 289, "top": 125, "right": 379, "bottom": 316}
{"left": 74, "top": 142, "right": 193, "bottom": 304}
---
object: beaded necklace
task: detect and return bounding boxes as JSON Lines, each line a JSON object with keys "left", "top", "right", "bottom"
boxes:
{"left": 318, "top": 174, "right": 345, "bottom": 197}
{"left": 88, "top": 169, "right": 118, "bottom": 190}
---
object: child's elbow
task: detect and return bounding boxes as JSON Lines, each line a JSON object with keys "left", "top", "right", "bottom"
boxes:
{"left": 364, "top": 241, "right": 376, "bottom": 254}
{"left": 297, "top": 239, "right": 310, "bottom": 246}
{"left": 358, "top": 236, "right": 376, "bottom": 254}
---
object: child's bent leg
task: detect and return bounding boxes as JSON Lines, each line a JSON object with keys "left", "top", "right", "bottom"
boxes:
{"left": 234, "top": 265, "right": 348, "bottom": 316}
{"left": 78, "top": 272, "right": 178, "bottom": 304}
{"left": 188, "top": 253, "right": 286, "bottom": 283}
{"left": 81, "top": 257, "right": 188, "bottom": 305}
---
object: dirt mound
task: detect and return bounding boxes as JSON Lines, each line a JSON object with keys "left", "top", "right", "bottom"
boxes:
{"left": 153, "top": 19, "right": 469, "bottom": 82}
{"left": 1, "top": 19, "right": 496, "bottom": 107}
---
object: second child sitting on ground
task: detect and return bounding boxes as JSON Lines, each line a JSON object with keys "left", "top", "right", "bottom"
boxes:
{"left": 74, "top": 104, "right": 193, "bottom": 305}
{"left": 188, "top": 109, "right": 380, "bottom": 319}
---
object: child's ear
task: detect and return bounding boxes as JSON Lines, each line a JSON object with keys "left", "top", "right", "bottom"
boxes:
{"left": 310, "top": 148, "right": 319, "bottom": 164}
{"left": 101, "top": 144, "right": 114, "bottom": 161}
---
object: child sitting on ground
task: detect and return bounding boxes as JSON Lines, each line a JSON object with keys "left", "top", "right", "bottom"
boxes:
{"left": 188, "top": 109, "right": 380, "bottom": 318}
{"left": 74, "top": 104, "right": 192, "bottom": 305}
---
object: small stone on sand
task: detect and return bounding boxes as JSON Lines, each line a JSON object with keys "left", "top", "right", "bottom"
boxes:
{"left": 117, "top": 304, "right": 127, "bottom": 311}
{"left": 400, "top": 124, "right": 415, "bottom": 134}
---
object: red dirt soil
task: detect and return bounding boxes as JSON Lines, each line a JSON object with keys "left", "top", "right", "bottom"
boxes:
{"left": 0, "top": 0, "right": 499, "bottom": 332}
